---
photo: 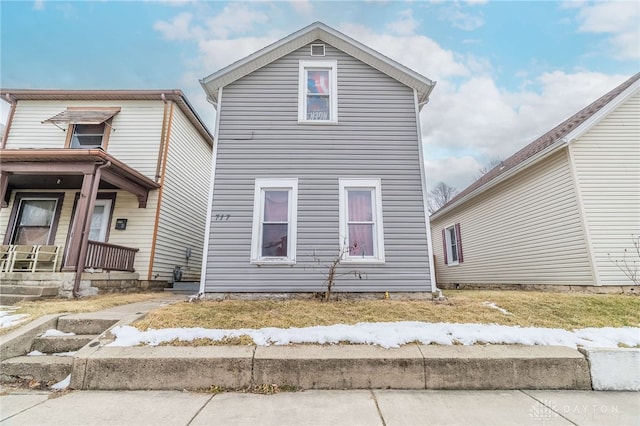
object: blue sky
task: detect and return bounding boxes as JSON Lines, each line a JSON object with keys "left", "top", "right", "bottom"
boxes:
{"left": 1, "top": 0, "right": 638, "bottom": 191}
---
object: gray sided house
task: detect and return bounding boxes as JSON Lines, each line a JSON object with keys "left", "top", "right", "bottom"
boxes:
{"left": 430, "top": 73, "right": 640, "bottom": 290}
{"left": 199, "top": 22, "right": 437, "bottom": 293}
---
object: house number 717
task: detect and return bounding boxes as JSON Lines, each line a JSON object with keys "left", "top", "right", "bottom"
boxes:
{"left": 214, "top": 214, "right": 231, "bottom": 221}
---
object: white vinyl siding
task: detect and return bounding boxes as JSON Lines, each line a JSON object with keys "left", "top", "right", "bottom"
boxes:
{"left": 5, "top": 100, "right": 164, "bottom": 180}
{"left": 250, "top": 178, "right": 298, "bottom": 264}
{"left": 570, "top": 90, "right": 640, "bottom": 285}
{"left": 205, "top": 42, "right": 432, "bottom": 292}
{"left": 431, "top": 149, "right": 594, "bottom": 286}
{"left": 152, "top": 106, "right": 213, "bottom": 281}
{"left": 338, "top": 178, "right": 385, "bottom": 264}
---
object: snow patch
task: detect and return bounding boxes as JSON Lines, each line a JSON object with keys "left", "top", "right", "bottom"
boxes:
{"left": 41, "top": 329, "right": 75, "bottom": 337}
{"left": 27, "top": 350, "right": 45, "bottom": 356}
{"left": 107, "top": 322, "right": 640, "bottom": 349}
{"left": 482, "top": 301, "right": 511, "bottom": 315}
{"left": 0, "top": 306, "right": 29, "bottom": 328}
{"left": 51, "top": 374, "right": 71, "bottom": 390}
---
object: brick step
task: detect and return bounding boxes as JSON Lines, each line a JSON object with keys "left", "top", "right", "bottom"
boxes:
{"left": 57, "top": 317, "right": 119, "bottom": 335}
{"left": 32, "top": 335, "right": 97, "bottom": 353}
{"left": 0, "top": 355, "right": 72, "bottom": 384}
{"left": 0, "top": 285, "right": 59, "bottom": 296}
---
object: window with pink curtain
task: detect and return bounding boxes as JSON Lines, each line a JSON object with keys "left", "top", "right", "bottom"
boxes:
{"left": 261, "top": 190, "right": 289, "bottom": 257}
{"left": 347, "top": 189, "right": 374, "bottom": 256}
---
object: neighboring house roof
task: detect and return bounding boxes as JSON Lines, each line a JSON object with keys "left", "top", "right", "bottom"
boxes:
{"left": 200, "top": 21, "right": 436, "bottom": 107}
{"left": 0, "top": 89, "right": 214, "bottom": 145}
{"left": 431, "top": 72, "right": 640, "bottom": 220}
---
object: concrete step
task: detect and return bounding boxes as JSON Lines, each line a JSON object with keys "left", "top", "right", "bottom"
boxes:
{"left": 0, "top": 285, "right": 59, "bottom": 296}
{"left": 32, "top": 335, "right": 97, "bottom": 354}
{"left": 57, "top": 317, "right": 119, "bottom": 335}
{"left": 0, "top": 294, "right": 41, "bottom": 305}
{"left": 72, "top": 344, "right": 592, "bottom": 391}
{"left": 0, "top": 355, "right": 72, "bottom": 384}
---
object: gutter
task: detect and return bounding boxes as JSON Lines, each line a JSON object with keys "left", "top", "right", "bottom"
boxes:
{"left": 430, "top": 138, "right": 568, "bottom": 221}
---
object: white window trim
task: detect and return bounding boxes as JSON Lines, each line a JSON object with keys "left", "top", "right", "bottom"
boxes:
{"left": 250, "top": 178, "right": 298, "bottom": 265}
{"left": 444, "top": 224, "right": 459, "bottom": 266}
{"left": 298, "top": 60, "right": 338, "bottom": 124}
{"left": 338, "top": 178, "right": 385, "bottom": 264}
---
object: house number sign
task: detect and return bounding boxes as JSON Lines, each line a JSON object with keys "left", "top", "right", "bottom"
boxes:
{"left": 214, "top": 214, "right": 231, "bottom": 221}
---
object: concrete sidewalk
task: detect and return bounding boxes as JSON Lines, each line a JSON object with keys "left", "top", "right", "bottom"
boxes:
{"left": 1, "top": 389, "right": 638, "bottom": 425}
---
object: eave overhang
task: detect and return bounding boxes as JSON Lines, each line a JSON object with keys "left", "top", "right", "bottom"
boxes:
{"left": 200, "top": 22, "right": 436, "bottom": 108}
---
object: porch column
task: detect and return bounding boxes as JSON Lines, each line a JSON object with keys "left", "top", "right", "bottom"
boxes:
{"left": 0, "top": 172, "right": 8, "bottom": 208}
{"left": 62, "top": 171, "right": 98, "bottom": 271}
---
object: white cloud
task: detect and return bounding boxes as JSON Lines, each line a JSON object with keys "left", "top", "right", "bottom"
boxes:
{"left": 440, "top": 4, "right": 485, "bottom": 31}
{"left": 154, "top": 12, "right": 199, "bottom": 41}
{"left": 386, "top": 9, "right": 419, "bottom": 36}
{"left": 33, "top": 0, "right": 44, "bottom": 11}
{"left": 205, "top": 5, "right": 270, "bottom": 39}
{"left": 573, "top": 1, "right": 640, "bottom": 60}
{"left": 423, "top": 71, "right": 629, "bottom": 190}
{"left": 289, "top": 0, "right": 314, "bottom": 16}
{"left": 339, "top": 23, "right": 470, "bottom": 79}
{"left": 426, "top": 156, "right": 484, "bottom": 192}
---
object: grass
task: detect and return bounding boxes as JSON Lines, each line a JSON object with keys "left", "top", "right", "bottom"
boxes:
{"left": 133, "top": 290, "right": 640, "bottom": 333}
{"left": 0, "top": 293, "right": 165, "bottom": 336}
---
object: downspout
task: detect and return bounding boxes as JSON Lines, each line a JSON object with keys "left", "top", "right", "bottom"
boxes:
{"left": 155, "top": 93, "right": 170, "bottom": 182}
{"left": 73, "top": 160, "right": 111, "bottom": 297}
{"left": 147, "top": 95, "right": 175, "bottom": 281}
{"left": 1, "top": 94, "right": 17, "bottom": 149}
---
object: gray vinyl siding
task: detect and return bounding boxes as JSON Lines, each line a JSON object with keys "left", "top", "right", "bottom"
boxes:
{"left": 205, "top": 42, "right": 432, "bottom": 292}
{"left": 152, "top": 105, "right": 212, "bottom": 282}
{"left": 570, "top": 91, "right": 640, "bottom": 285}
{"left": 430, "top": 149, "right": 594, "bottom": 286}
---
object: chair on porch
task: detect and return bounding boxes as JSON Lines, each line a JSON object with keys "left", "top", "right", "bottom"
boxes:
{"left": 31, "top": 245, "right": 60, "bottom": 272}
{"left": 7, "top": 245, "right": 37, "bottom": 272}
{"left": 0, "top": 245, "right": 13, "bottom": 272}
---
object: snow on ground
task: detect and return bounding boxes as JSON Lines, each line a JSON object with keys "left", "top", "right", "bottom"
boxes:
{"left": 482, "top": 301, "right": 511, "bottom": 315}
{"left": 51, "top": 374, "right": 71, "bottom": 390}
{"left": 107, "top": 322, "right": 640, "bottom": 349}
{"left": 27, "top": 350, "right": 45, "bottom": 356}
{"left": 0, "top": 306, "right": 29, "bottom": 328}
{"left": 41, "top": 329, "right": 75, "bottom": 337}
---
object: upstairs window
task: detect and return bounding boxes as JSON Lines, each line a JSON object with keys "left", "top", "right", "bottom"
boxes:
{"left": 298, "top": 60, "right": 337, "bottom": 123}
{"left": 70, "top": 123, "right": 106, "bottom": 148}
{"left": 339, "top": 179, "right": 385, "bottom": 263}
{"left": 443, "top": 223, "right": 464, "bottom": 265}
{"left": 250, "top": 178, "right": 298, "bottom": 264}
{"left": 42, "top": 107, "right": 120, "bottom": 150}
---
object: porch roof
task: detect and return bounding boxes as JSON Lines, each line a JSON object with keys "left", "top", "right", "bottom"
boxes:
{"left": 0, "top": 149, "right": 160, "bottom": 207}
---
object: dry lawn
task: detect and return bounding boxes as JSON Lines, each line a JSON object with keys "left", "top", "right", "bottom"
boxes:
{"left": 133, "top": 290, "right": 640, "bottom": 332}
{"left": 0, "top": 293, "right": 164, "bottom": 336}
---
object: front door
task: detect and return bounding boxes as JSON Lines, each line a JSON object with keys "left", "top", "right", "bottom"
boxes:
{"left": 89, "top": 199, "right": 112, "bottom": 242}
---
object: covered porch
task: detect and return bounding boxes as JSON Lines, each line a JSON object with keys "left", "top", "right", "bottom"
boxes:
{"left": 0, "top": 149, "right": 160, "bottom": 295}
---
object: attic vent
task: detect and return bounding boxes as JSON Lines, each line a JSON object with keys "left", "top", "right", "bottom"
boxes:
{"left": 310, "top": 44, "right": 325, "bottom": 56}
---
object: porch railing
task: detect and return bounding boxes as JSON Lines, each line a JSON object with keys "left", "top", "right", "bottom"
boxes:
{"left": 85, "top": 241, "right": 139, "bottom": 272}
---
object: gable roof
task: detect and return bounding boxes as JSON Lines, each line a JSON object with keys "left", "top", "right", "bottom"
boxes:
{"left": 431, "top": 72, "right": 640, "bottom": 220}
{"left": 200, "top": 22, "right": 436, "bottom": 107}
{"left": 0, "top": 89, "right": 214, "bottom": 145}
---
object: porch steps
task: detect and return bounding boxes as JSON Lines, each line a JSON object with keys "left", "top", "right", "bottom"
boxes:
{"left": 0, "top": 285, "right": 59, "bottom": 305}
{"left": 0, "top": 355, "right": 73, "bottom": 383}
{"left": 0, "top": 317, "right": 115, "bottom": 386}
{"left": 32, "top": 335, "right": 96, "bottom": 354}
